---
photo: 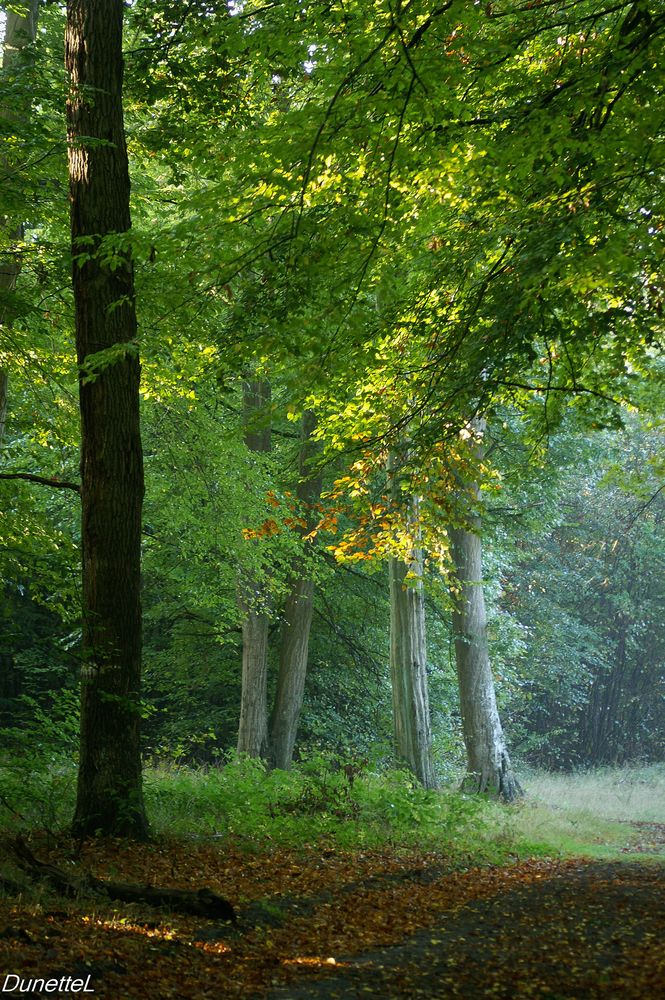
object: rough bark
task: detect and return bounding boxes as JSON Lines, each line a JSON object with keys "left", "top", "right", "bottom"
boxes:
{"left": 237, "top": 379, "right": 271, "bottom": 758}
{"left": 387, "top": 451, "right": 437, "bottom": 790}
{"left": 389, "top": 544, "right": 438, "bottom": 789}
{"left": 237, "top": 606, "right": 270, "bottom": 758}
{"left": 450, "top": 517, "right": 523, "bottom": 803}
{"left": 66, "top": 0, "right": 148, "bottom": 838}
{"left": 269, "top": 410, "right": 322, "bottom": 769}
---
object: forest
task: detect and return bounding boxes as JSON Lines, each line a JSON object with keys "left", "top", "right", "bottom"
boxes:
{"left": 0, "top": 1, "right": 664, "bottom": 997}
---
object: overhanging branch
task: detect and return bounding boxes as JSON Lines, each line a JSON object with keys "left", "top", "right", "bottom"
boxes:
{"left": 0, "top": 472, "right": 80, "bottom": 494}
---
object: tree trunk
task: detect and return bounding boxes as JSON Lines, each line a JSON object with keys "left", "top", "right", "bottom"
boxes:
{"left": 237, "top": 605, "right": 270, "bottom": 758}
{"left": 0, "top": 0, "right": 39, "bottom": 439}
{"left": 389, "top": 546, "right": 437, "bottom": 789}
{"left": 1, "top": 3, "right": 38, "bottom": 65}
{"left": 387, "top": 451, "right": 437, "bottom": 790}
{"left": 269, "top": 410, "right": 322, "bottom": 769}
{"left": 66, "top": 0, "right": 148, "bottom": 839}
{"left": 450, "top": 520, "right": 522, "bottom": 802}
{"left": 237, "top": 379, "right": 271, "bottom": 758}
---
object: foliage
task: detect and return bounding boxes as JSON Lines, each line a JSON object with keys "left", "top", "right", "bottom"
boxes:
{"left": 488, "top": 418, "right": 665, "bottom": 768}
{"left": 1, "top": 0, "right": 663, "bottom": 818}
{"left": 143, "top": 752, "right": 493, "bottom": 855}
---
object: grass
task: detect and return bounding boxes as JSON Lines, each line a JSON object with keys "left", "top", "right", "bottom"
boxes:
{"left": 505, "top": 762, "right": 665, "bottom": 859}
{"left": 518, "top": 763, "right": 665, "bottom": 823}
{"left": 143, "top": 754, "right": 501, "bottom": 857}
{"left": 1, "top": 753, "right": 663, "bottom": 863}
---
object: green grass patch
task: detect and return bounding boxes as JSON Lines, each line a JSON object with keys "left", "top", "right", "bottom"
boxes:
{"left": 502, "top": 763, "right": 665, "bottom": 860}
{"left": 1, "top": 754, "right": 663, "bottom": 864}
{"left": 518, "top": 763, "right": 665, "bottom": 823}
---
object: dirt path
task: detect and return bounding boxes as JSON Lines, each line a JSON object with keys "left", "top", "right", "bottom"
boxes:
{"left": 270, "top": 861, "right": 665, "bottom": 999}
{"left": 1, "top": 841, "right": 663, "bottom": 998}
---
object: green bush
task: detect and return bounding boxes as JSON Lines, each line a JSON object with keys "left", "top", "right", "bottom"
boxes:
{"left": 143, "top": 751, "right": 498, "bottom": 855}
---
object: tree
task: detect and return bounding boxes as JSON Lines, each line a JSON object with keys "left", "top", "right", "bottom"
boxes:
{"left": 450, "top": 519, "right": 522, "bottom": 801}
{"left": 237, "top": 378, "right": 272, "bottom": 759}
{"left": 389, "top": 547, "right": 437, "bottom": 789}
{"left": 269, "top": 410, "right": 323, "bottom": 769}
{"left": 388, "top": 449, "right": 437, "bottom": 789}
{"left": 66, "top": 0, "right": 148, "bottom": 838}
{"left": 449, "top": 423, "right": 522, "bottom": 801}
{"left": 1, "top": 0, "right": 663, "bottom": 796}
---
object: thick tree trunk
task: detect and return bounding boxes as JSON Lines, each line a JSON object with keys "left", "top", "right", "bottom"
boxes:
{"left": 237, "top": 605, "right": 270, "bottom": 757}
{"left": 389, "top": 546, "right": 437, "bottom": 789}
{"left": 237, "top": 379, "right": 271, "bottom": 758}
{"left": 66, "top": 0, "right": 148, "bottom": 839}
{"left": 270, "top": 576, "right": 315, "bottom": 769}
{"left": 450, "top": 520, "right": 522, "bottom": 802}
{"left": 387, "top": 454, "right": 437, "bottom": 790}
{"left": 269, "top": 410, "right": 321, "bottom": 769}
{"left": 1, "top": 3, "right": 38, "bottom": 64}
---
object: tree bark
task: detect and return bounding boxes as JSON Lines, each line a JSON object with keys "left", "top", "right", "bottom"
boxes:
{"left": 450, "top": 496, "right": 522, "bottom": 802}
{"left": 66, "top": 0, "right": 148, "bottom": 838}
{"left": 387, "top": 450, "right": 437, "bottom": 790}
{"left": 389, "top": 543, "right": 437, "bottom": 789}
{"left": 269, "top": 410, "right": 322, "bottom": 769}
{"left": 237, "top": 379, "right": 271, "bottom": 758}
{"left": 237, "top": 605, "right": 270, "bottom": 758}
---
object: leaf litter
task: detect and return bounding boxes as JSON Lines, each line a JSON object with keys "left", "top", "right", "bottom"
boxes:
{"left": 0, "top": 837, "right": 663, "bottom": 998}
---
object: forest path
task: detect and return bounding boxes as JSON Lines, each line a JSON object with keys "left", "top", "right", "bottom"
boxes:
{"left": 270, "top": 860, "right": 665, "bottom": 1000}
{"left": 1, "top": 841, "right": 663, "bottom": 998}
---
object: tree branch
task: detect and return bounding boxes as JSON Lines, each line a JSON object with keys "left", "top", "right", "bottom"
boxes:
{"left": 0, "top": 472, "right": 80, "bottom": 494}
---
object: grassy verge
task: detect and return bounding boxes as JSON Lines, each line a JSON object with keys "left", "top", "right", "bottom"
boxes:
{"left": 1, "top": 755, "right": 663, "bottom": 862}
{"left": 506, "top": 763, "right": 665, "bottom": 860}
{"left": 518, "top": 763, "right": 665, "bottom": 823}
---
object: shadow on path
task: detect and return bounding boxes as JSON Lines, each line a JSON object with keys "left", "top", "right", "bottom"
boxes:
{"left": 270, "top": 861, "right": 665, "bottom": 999}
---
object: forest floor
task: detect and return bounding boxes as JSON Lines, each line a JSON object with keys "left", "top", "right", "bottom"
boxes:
{"left": 0, "top": 826, "right": 664, "bottom": 1000}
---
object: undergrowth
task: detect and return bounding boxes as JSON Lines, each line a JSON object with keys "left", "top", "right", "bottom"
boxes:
{"left": 0, "top": 749, "right": 506, "bottom": 858}
{"left": 143, "top": 753, "right": 501, "bottom": 856}
{"left": 1, "top": 747, "right": 662, "bottom": 862}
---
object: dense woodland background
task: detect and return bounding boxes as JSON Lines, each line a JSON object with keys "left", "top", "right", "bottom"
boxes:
{"left": 0, "top": 0, "right": 663, "bottom": 837}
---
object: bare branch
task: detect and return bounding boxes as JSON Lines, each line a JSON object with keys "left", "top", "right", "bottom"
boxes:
{"left": 0, "top": 472, "right": 80, "bottom": 494}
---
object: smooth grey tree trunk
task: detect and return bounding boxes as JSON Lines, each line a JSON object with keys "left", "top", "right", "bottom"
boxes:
{"left": 389, "top": 486, "right": 437, "bottom": 789}
{"left": 237, "top": 379, "right": 271, "bottom": 758}
{"left": 269, "top": 410, "right": 322, "bottom": 769}
{"left": 449, "top": 474, "right": 522, "bottom": 802}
